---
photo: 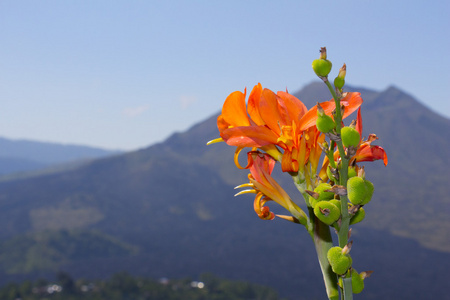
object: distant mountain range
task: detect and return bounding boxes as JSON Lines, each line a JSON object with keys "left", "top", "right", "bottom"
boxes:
{"left": 0, "top": 137, "right": 121, "bottom": 177}
{"left": 0, "top": 82, "right": 448, "bottom": 299}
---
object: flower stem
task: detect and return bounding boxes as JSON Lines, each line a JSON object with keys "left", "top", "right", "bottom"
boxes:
{"left": 290, "top": 172, "right": 339, "bottom": 300}
{"left": 324, "top": 79, "right": 353, "bottom": 300}
{"left": 312, "top": 216, "right": 340, "bottom": 300}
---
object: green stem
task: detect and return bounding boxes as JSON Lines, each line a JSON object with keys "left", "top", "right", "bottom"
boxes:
{"left": 324, "top": 79, "right": 353, "bottom": 300}
{"left": 290, "top": 172, "right": 339, "bottom": 300}
{"left": 313, "top": 217, "right": 340, "bottom": 300}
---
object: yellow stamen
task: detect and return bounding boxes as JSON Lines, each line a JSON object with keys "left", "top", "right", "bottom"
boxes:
{"left": 206, "top": 137, "right": 224, "bottom": 145}
{"left": 234, "top": 183, "right": 254, "bottom": 189}
{"left": 276, "top": 214, "right": 300, "bottom": 223}
{"left": 234, "top": 189, "right": 258, "bottom": 197}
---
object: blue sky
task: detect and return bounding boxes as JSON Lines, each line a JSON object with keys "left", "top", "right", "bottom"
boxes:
{"left": 1, "top": 1, "right": 449, "bottom": 150}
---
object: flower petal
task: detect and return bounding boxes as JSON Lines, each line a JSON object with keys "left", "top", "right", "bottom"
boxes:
{"left": 354, "top": 145, "right": 388, "bottom": 166}
{"left": 221, "top": 89, "right": 251, "bottom": 127}
{"left": 258, "top": 88, "right": 287, "bottom": 132}
{"left": 247, "top": 83, "right": 265, "bottom": 126}
{"left": 221, "top": 126, "right": 279, "bottom": 147}
{"left": 276, "top": 91, "right": 308, "bottom": 126}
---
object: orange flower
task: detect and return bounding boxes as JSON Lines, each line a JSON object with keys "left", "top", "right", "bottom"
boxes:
{"left": 235, "top": 152, "right": 307, "bottom": 224}
{"left": 217, "top": 83, "right": 363, "bottom": 172}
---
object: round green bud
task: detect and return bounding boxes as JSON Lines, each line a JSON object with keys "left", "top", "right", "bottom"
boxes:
{"left": 341, "top": 127, "right": 360, "bottom": 148}
{"left": 360, "top": 180, "right": 374, "bottom": 205}
{"left": 350, "top": 207, "right": 365, "bottom": 225}
{"left": 314, "top": 183, "right": 335, "bottom": 200}
{"left": 347, "top": 177, "right": 367, "bottom": 205}
{"left": 314, "top": 201, "right": 340, "bottom": 225}
{"left": 334, "top": 77, "right": 345, "bottom": 89}
{"left": 329, "top": 199, "right": 341, "bottom": 215}
{"left": 312, "top": 59, "right": 332, "bottom": 77}
{"left": 327, "top": 247, "right": 352, "bottom": 275}
{"left": 316, "top": 114, "right": 335, "bottom": 133}
{"left": 351, "top": 269, "right": 365, "bottom": 294}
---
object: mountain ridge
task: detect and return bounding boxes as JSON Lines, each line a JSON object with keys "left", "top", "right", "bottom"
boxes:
{"left": 0, "top": 136, "right": 122, "bottom": 177}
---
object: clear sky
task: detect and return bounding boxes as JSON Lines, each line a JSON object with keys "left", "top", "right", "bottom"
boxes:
{"left": 1, "top": 1, "right": 449, "bottom": 150}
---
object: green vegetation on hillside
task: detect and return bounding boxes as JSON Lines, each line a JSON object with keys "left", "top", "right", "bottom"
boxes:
{"left": 0, "top": 230, "right": 138, "bottom": 274}
{"left": 0, "top": 272, "right": 284, "bottom": 300}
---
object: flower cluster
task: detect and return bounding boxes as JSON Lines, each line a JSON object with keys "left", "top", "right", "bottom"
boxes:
{"left": 208, "top": 47, "right": 388, "bottom": 299}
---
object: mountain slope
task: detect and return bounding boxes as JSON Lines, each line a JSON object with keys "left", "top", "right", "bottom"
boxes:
{"left": 0, "top": 82, "right": 449, "bottom": 299}
{"left": 0, "top": 137, "right": 121, "bottom": 176}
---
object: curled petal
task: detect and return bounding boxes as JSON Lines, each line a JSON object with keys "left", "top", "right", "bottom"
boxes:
{"left": 254, "top": 193, "right": 275, "bottom": 220}
{"left": 353, "top": 145, "right": 388, "bottom": 166}
{"left": 234, "top": 147, "right": 253, "bottom": 169}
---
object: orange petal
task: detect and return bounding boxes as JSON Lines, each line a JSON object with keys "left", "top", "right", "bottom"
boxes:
{"left": 277, "top": 91, "right": 308, "bottom": 125}
{"left": 221, "top": 126, "right": 279, "bottom": 147}
{"left": 354, "top": 145, "right": 388, "bottom": 166}
{"left": 356, "top": 108, "right": 363, "bottom": 139}
{"left": 258, "top": 88, "right": 287, "bottom": 132}
{"left": 341, "top": 92, "right": 363, "bottom": 120}
{"left": 221, "top": 89, "right": 251, "bottom": 127}
{"left": 247, "top": 83, "right": 265, "bottom": 126}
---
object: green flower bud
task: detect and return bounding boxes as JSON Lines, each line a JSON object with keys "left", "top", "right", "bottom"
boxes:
{"left": 314, "top": 183, "right": 335, "bottom": 200}
{"left": 316, "top": 114, "right": 335, "bottom": 133}
{"left": 329, "top": 199, "right": 341, "bottom": 215}
{"left": 347, "top": 177, "right": 367, "bottom": 205}
{"left": 350, "top": 207, "right": 365, "bottom": 225}
{"left": 314, "top": 201, "right": 340, "bottom": 225}
{"left": 338, "top": 269, "right": 365, "bottom": 294}
{"left": 360, "top": 180, "right": 374, "bottom": 205}
{"left": 327, "top": 246, "right": 352, "bottom": 275}
{"left": 334, "top": 63, "right": 346, "bottom": 89}
{"left": 334, "top": 77, "right": 345, "bottom": 89}
{"left": 348, "top": 177, "right": 374, "bottom": 205}
{"left": 348, "top": 166, "right": 357, "bottom": 178}
{"left": 312, "top": 47, "right": 332, "bottom": 77}
{"left": 316, "top": 102, "right": 335, "bottom": 133}
{"left": 341, "top": 126, "right": 360, "bottom": 148}
{"left": 351, "top": 269, "right": 365, "bottom": 294}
